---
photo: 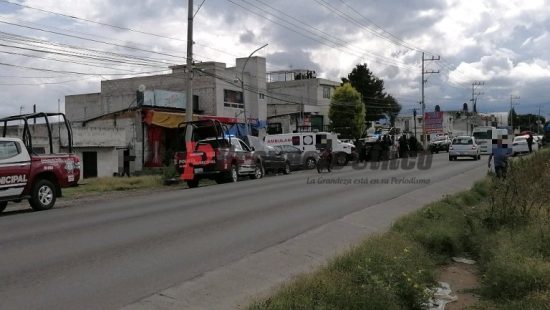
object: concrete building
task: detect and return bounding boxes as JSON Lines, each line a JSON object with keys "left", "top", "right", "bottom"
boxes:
{"left": 65, "top": 57, "right": 268, "bottom": 177}
{"left": 266, "top": 70, "right": 340, "bottom": 134}
{"left": 395, "top": 110, "right": 500, "bottom": 141}
{"left": 1, "top": 121, "right": 125, "bottom": 178}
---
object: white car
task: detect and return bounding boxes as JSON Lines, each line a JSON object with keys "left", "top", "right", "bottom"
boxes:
{"left": 449, "top": 136, "right": 481, "bottom": 161}
{"left": 512, "top": 135, "right": 539, "bottom": 155}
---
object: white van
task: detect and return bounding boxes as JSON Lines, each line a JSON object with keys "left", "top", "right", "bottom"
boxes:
{"left": 264, "top": 132, "right": 355, "bottom": 165}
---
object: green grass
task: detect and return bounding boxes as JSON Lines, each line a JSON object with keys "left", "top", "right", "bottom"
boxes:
{"left": 63, "top": 175, "right": 166, "bottom": 198}
{"left": 249, "top": 149, "right": 550, "bottom": 309}
{"left": 250, "top": 233, "right": 435, "bottom": 310}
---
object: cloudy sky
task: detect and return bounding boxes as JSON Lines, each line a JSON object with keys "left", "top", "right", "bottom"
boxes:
{"left": 0, "top": 0, "right": 549, "bottom": 119}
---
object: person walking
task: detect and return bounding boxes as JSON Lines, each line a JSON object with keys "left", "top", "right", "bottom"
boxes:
{"left": 527, "top": 133, "right": 534, "bottom": 153}
{"left": 488, "top": 139, "right": 510, "bottom": 179}
{"left": 317, "top": 147, "right": 333, "bottom": 173}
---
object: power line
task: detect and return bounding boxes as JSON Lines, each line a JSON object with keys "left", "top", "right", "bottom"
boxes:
{"left": 225, "top": 0, "right": 419, "bottom": 71}
{"left": 0, "top": 61, "right": 170, "bottom": 76}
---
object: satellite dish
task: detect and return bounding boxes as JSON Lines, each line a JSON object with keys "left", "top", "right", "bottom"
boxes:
{"left": 138, "top": 84, "right": 146, "bottom": 92}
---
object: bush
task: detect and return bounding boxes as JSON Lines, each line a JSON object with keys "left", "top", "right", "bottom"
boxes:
{"left": 484, "top": 150, "right": 550, "bottom": 228}
{"left": 478, "top": 222, "right": 550, "bottom": 300}
{"left": 249, "top": 233, "right": 436, "bottom": 310}
{"left": 392, "top": 199, "right": 476, "bottom": 260}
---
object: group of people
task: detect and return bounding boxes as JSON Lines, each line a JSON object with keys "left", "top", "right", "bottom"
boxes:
{"left": 353, "top": 134, "right": 420, "bottom": 163}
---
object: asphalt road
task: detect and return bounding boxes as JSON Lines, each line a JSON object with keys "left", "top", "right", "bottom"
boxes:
{"left": 0, "top": 154, "right": 486, "bottom": 310}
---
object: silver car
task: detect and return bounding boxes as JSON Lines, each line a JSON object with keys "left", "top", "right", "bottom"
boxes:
{"left": 449, "top": 136, "right": 481, "bottom": 161}
{"left": 273, "top": 145, "right": 319, "bottom": 170}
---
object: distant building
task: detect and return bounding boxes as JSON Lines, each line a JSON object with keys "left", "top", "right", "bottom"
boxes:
{"left": 266, "top": 69, "right": 339, "bottom": 134}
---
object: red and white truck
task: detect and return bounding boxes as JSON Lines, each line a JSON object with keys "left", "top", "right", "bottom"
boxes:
{"left": 0, "top": 113, "right": 80, "bottom": 213}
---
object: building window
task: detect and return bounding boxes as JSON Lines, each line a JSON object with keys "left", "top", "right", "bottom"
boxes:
{"left": 224, "top": 89, "right": 243, "bottom": 108}
{"left": 322, "top": 86, "right": 331, "bottom": 99}
{"left": 267, "top": 123, "right": 282, "bottom": 134}
{"left": 259, "top": 93, "right": 265, "bottom": 100}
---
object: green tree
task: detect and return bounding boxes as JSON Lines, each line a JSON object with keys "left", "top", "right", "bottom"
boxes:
{"left": 329, "top": 83, "right": 365, "bottom": 139}
{"left": 342, "top": 63, "right": 401, "bottom": 126}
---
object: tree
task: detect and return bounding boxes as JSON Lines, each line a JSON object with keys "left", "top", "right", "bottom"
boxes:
{"left": 329, "top": 83, "right": 365, "bottom": 139}
{"left": 341, "top": 63, "right": 401, "bottom": 126}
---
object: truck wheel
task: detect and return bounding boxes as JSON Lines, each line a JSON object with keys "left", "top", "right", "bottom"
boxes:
{"left": 214, "top": 175, "right": 226, "bottom": 184}
{"left": 283, "top": 162, "right": 291, "bottom": 175}
{"left": 229, "top": 164, "right": 239, "bottom": 182}
{"left": 0, "top": 201, "right": 7, "bottom": 213}
{"left": 29, "top": 179, "right": 57, "bottom": 211}
{"left": 335, "top": 153, "right": 348, "bottom": 166}
{"left": 304, "top": 157, "right": 316, "bottom": 170}
{"left": 251, "top": 163, "right": 263, "bottom": 179}
{"left": 186, "top": 179, "right": 199, "bottom": 188}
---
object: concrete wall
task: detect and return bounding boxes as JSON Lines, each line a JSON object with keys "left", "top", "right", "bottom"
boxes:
{"left": 73, "top": 147, "right": 119, "bottom": 178}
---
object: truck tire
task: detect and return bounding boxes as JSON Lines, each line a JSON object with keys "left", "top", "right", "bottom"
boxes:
{"left": 29, "top": 179, "right": 57, "bottom": 211}
{"left": 0, "top": 201, "right": 7, "bottom": 213}
{"left": 214, "top": 175, "right": 226, "bottom": 184}
{"left": 335, "top": 152, "right": 348, "bottom": 166}
{"left": 304, "top": 157, "right": 316, "bottom": 170}
{"left": 229, "top": 164, "right": 239, "bottom": 182}
{"left": 186, "top": 179, "right": 199, "bottom": 188}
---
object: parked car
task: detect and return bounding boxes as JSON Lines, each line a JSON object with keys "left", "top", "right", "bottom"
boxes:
{"left": 272, "top": 145, "right": 319, "bottom": 170}
{"left": 449, "top": 136, "right": 481, "bottom": 161}
{"left": 429, "top": 136, "right": 451, "bottom": 153}
{"left": 174, "top": 120, "right": 263, "bottom": 188}
{"left": 512, "top": 135, "right": 539, "bottom": 155}
{"left": 259, "top": 146, "right": 290, "bottom": 175}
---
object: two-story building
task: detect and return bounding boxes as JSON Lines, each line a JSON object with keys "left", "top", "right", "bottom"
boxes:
{"left": 65, "top": 57, "right": 267, "bottom": 177}
{"left": 266, "top": 70, "right": 340, "bottom": 134}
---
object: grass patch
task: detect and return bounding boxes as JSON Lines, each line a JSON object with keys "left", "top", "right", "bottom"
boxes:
{"left": 63, "top": 175, "right": 164, "bottom": 198}
{"left": 250, "top": 149, "right": 550, "bottom": 309}
{"left": 250, "top": 233, "right": 435, "bottom": 310}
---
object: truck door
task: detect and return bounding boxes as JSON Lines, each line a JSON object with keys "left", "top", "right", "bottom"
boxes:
{"left": 0, "top": 140, "right": 31, "bottom": 199}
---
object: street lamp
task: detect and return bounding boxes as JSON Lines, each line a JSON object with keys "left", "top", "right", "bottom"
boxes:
{"left": 241, "top": 43, "right": 268, "bottom": 135}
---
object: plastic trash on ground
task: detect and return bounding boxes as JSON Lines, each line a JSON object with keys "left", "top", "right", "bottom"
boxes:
{"left": 425, "top": 282, "right": 458, "bottom": 310}
{"left": 452, "top": 257, "right": 476, "bottom": 265}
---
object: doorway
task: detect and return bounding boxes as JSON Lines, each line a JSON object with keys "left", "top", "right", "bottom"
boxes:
{"left": 82, "top": 151, "right": 98, "bottom": 178}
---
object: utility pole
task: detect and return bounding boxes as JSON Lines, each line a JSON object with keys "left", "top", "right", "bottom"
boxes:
{"left": 413, "top": 108, "right": 417, "bottom": 138}
{"left": 471, "top": 81, "right": 484, "bottom": 113}
{"left": 421, "top": 52, "right": 440, "bottom": 150}
{"left": 537, "top": 104, "right": 542, "bottom": 134}
{"left": 509, "top": 95, "right": 520, "bottom": 134}
{"left": 185, "top": 0, "right": 194, "bottom": 123}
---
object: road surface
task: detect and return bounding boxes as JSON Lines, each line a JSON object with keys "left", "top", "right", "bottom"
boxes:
{"left": 0, "top": 154, "right": 486, "bottom": 309}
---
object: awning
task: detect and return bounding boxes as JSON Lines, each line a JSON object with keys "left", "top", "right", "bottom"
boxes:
{"left": 144, "top": 110, "right": 199, "bottom": 128}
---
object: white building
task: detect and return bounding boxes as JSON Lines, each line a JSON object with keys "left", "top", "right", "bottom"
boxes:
{"left": 65, "top": 57, "right": 268, "bottom": 177}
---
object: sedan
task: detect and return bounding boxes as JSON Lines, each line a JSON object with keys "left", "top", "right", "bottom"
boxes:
{"left": 512, "top": 135, "right": 539, "bottom": 155}
{"left": 449, "top": 136, "right": 481, "bottom": 161}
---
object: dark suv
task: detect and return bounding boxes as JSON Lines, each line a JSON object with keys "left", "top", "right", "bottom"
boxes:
{"left": 273, "top": 145, "right": 319, "bottom": 170}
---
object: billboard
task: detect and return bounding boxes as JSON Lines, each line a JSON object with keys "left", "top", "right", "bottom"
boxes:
{"left": 424, "top": 111, "right": 444, "bottom": 134}
{"left": 143, "top": 89, "right": 186, "bottom": 109}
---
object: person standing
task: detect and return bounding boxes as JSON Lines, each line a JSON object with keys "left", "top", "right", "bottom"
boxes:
{"left": 527, "top": 133, "right": 534, "bottom": 153}
{"left": 488, "top": 139, "right": 510, "bottom": 179}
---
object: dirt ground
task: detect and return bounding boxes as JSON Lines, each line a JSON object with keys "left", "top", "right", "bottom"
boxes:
{"left": 438, "top": 262, "right": 480, "bottom": 309}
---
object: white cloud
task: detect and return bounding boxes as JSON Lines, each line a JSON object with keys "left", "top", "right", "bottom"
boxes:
{"left": 1, "top": 0, "right": 549, "bottom": 117}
